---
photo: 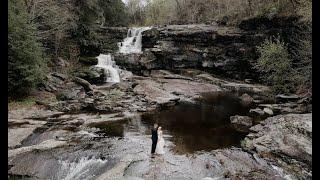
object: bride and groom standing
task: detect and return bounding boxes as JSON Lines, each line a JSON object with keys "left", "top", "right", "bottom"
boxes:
{"left": 151, "top": 123, "right": 165, "bottom": 157}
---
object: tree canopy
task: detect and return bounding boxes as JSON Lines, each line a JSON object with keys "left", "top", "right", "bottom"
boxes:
{"left": 8, "top": 0, "right": 46, "bottom": 97}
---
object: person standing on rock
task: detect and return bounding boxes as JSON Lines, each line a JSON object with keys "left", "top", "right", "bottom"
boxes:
{"left": 151, "top": 123, "right": 158, "bottom": 157}
{"left": 155, "top": 126, "right": 165, "bottom": 155}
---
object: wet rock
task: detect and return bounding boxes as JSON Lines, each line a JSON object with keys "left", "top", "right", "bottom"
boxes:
{"left": 276, "top": 94, "right": 300, "bottom": 103}
{"left": 242, "top": 113, "right": 312, "bottom": 179}
{"left": 49, "top": 100, "right": 83, "bottom": 112}
{"left": 263, "top": 107, "right": 273, "bottom": 115}
{"left": 56, "top": 87, "right": 84, "bottom": 101}
{"left": 73, "top": 77, "right": 94, "bottom": 92}
{"left": 221, "top": 82, "right": 271, "bottom": 94}
{"left": 8, "top": 139, "right": 67, "bottom": 158}
{"left": 258, "top": 103, "right": 310, "bottom": 114}
{"left": 239, "top": 93, "right": 254, "bottom": 106}
{"left": 120, "top": 69, "right": 134, "bottom": 81}
{"left": 230, "top": 115, "right": 253, "bottom": 127}
{"left": 81, "top": 113, "right": 124, "bottom": 126}
{"left": 249, "top": 108, "right": 265, "bottom": 117}
{"left": 22, "top": 129, "right": 72, "bottom": 146}
{"left": 68, "top": 118, "right": 85, "bottom": 126}
{"left": 196, "top": 73, "right": 227, "bottom": 85}
{"left": 74, "top": 67, "right": 105, "bottom": 85}
{"left": 114, "top": 51, "right": 158, "bottom": 75}
{"left": 150, "top": 70, "right": 192, "bottom": 80}
{"left": 158, "top": 100, "right": 177, "bottom": 110}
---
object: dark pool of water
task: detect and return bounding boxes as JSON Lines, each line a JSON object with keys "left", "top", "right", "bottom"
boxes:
{"left": 93, "top": 92, "right": 255, "bottom": 154}
{"left": 140, "top": 92, "right": 252, "bottom": 154}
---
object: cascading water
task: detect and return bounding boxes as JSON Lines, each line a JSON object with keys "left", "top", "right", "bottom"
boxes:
{"left": 118, "top": 27, "right": 151, "bottom": 54}
{"left": 57, "top": 157, "right": 109, "bottom": 180}
{"left": 95, "top": 54, "right": 120, "bottom": 83}
{"left": 95, "top": 27, "right": 151, "bottom": 83}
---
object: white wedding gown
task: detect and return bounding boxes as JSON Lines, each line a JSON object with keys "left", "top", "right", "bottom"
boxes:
{"left": 155, "top": 130, "right": 165, "bottom": 154}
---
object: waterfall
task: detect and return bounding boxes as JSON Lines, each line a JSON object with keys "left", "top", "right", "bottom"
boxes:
{"left": 95, "top": 54, "right": 120, "bottom": 83}
{"left": 95, "top": 27, "right": 151, "bottom": 83}
{"left": 58, "top": 157, "right": 108, "bottom": 180}
{"left": 118, "top": 27, "right": 151, "bottom": 54}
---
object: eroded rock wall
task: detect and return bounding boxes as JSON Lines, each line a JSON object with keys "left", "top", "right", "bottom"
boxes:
{"left": 114, "top": 16, "right": 304, "bottom": 81}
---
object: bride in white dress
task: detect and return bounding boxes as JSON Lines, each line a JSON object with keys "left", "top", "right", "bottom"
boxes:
{"left": 155, "top": 126, "right": 165, "bottom": 155}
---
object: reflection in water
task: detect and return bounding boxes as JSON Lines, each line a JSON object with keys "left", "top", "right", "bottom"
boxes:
{"left": 140, "top": 92, "right": 251, "bottom": 154}
{"left": 98, "top": 92, "right": 252, "bottom": 154}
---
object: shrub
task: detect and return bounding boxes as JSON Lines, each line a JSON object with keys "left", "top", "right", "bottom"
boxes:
{"left": 255, "top": 37, "right": 294, "bottom": 93}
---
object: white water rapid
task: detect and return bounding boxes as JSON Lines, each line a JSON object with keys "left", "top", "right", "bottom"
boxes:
{"left": 95, "top": 54, "right": 120, "bottom": 83}
{"left": 118, "top": 27, "right": 151, "bottom": 54}
{"left": 96, "top": 27, "right": 151, "bottom": 83}
{"left": 58, "top": 157, "right": 108, "bottom": 180}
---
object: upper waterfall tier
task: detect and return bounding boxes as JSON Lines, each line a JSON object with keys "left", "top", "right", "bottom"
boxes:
{"left": 118, "top": 27, "right": 151, "bottom": 54}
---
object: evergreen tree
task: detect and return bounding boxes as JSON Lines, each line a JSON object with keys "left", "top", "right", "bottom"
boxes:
{"left": 8, "top": 0, "right": 46, "bottom": 97}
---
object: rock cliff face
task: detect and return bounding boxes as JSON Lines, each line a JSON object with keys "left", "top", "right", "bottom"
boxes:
{"left": 114, "top": 16, "right": 303, "bottom": 81}
{"left": 115, "top": 24, "right": 264, "bottom": 80}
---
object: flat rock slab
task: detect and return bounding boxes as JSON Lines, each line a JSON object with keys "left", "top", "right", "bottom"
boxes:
{"left": 9, "top": 107, "right": 64, "bottom": 120}
{"left": 134, "top": 79, "right": 179, "bottom": 104}
{"left": 8, "top": 118, "right": 47, "bottom": 148}
{"left": 8, "top": 107, "right": 64, "bottom": 149}
{"left": 221, "top": 82, "right": 271, "bottom": 94}
{"left": 8, "top": 139, "right": 67, "bottom": 159}
{"left": 134, "top": 78, "right": 222, "bottom": 104}
{"left": 8, "top": 126, "right": 39, "bottom": 148}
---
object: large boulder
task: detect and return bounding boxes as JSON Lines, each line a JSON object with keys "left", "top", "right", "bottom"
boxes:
{"left": 242, "top": 113, "right": 312, "bottom": 179}
{"left": 230, "top": 115, "right": 253, "bottom": 131}
{"left": 114, "top": 51, "right": 158, "bottom": 75}
{"left": 38, "top": 73, "right": 66, "bottom": 92}
{"left": 239, "top": 93, "right": 254, "bottom": 106}
{"left": 249, "top": 108, "right": 265, "bottom": 117}
{"left": 73, "top": 67, "right": 105, "bottom": 84}
{"left": 73, "top": 77, "right": 94, "bottom": 92}
{"left": 56, "top": 88, "right": 82, "bottom": 101}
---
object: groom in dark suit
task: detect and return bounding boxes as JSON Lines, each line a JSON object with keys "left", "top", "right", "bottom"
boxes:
{"left": 151, "top": 123, "right": 158, "bottom": 157}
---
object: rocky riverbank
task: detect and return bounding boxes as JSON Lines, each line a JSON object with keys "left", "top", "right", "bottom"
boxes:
{"left": 8, "top": 67, "right": 312, "bottom": 179}
{"left": 8, "top": 18, "right": 311, "bottom": 179}
{"left": 8, "top": 107, "right": 311, "bottom": 179}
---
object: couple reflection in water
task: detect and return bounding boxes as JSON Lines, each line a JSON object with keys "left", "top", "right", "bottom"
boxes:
{"left": 151, "top": 123, "right": 165, "bottom": 158}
